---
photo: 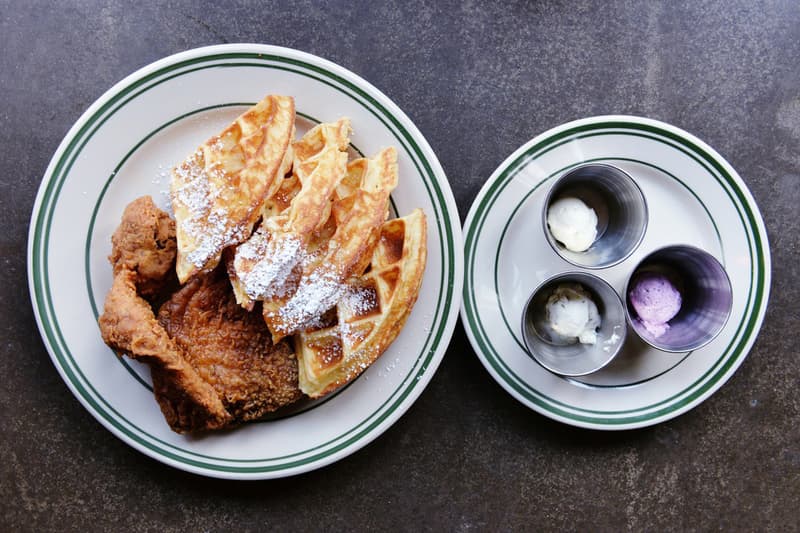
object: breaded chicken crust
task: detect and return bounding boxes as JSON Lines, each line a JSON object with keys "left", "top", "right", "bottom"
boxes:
{"left": 99, "top": 268, "right": 233, "bottom": 432}
{"left": 158, "top": 267, "right": 302, "bottom": 423}
{"left": 98, "top": 195, "right": 301, "bottom": 433}
{"left": 108, "top": 196, "right": 177, "bottom": 300}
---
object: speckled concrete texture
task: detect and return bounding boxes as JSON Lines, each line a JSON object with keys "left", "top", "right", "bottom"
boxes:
{"left": 2, "top": 0, "right": 798, "bottom": 531}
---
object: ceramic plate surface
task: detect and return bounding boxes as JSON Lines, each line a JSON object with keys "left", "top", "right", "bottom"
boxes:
{"left": 28, "top": 44, "right": 463, "bottom": 478}
{"left": 461, "top": 115, "right": 770, "bottom": 430}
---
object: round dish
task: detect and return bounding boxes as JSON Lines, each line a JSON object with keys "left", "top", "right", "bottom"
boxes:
{"left": 27, "top": 44, "right": 463, "bottom": 478}
{"left": 461, "top": 115, "right": 770, "bottom": 430}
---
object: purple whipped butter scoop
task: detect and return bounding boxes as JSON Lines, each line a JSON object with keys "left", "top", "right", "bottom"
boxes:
{"left": 625, "top": 245, "right": 733, "bottom": 353}
{"left": 628, "top": 272, "right": 682, "bottom": 337}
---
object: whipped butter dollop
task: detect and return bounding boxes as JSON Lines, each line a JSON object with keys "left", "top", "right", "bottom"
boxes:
{"left": 545, "top": 283, "right": 601, "bottom": 345}
{"left": 546, "top": 197, "right": 597, "bottom": 252}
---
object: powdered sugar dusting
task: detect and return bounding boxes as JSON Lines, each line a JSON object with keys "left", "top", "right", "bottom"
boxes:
{"left": 277, "top": 267, "right": 346, "bottom": 332}
{"left": 339, "top": 319, "right": 368, "bottom": 351}
{"left": 235, "top": 227, "right": 303, "bottom": 300}
{"left": 172, "top": 150, "right": 241, "bottom": 269}
{"left": 342, "top": 284, "right": 378, "bottom": 316}
{"left": 154, "top": 164, "right": 173, "bottom": 214}
{"left": 211, "top": 136, "right": 225, "bottom": 152}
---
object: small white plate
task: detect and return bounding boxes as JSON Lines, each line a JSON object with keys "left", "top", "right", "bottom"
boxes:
{"left": 461, "top": 115, "right": 770, "bottom": 430}
{"left": 28, "top": 44, "right": 463, "bottom": 478}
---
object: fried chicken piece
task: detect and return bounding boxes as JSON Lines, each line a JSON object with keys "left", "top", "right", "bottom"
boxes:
{"left": 158, "top": 268, "right": 303, "bottom": 422}
{"left": 109, "top": 195, "right": 177, "bottom": 299}
{"left": 99, "top": 269, "right": 233, "bottom": 432}
{"left": 98, "top": 196, "right": 301, "bottom": 433}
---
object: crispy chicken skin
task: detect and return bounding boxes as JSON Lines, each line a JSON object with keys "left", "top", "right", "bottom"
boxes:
{"left": 109, "top": 196, "right": 178, "bottom": 300}
{"left": 99, "top": 269, "right": 233, "bottom": 432}
{"left": 158, "top": 268, "right": 302, "bottom": 422}
{"left": 98, "top": 195, "right": 301, "bottom": 433}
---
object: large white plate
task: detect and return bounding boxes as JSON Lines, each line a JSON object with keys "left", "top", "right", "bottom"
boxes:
{"left": 461, "top": 116, "right": 770, "bottom": 430}
{"left": 28, "top": 44, "right": 463, "bottom": 478}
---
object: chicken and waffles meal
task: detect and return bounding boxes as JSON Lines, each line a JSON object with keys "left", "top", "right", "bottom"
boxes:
{"left": 97, "top": 95, "right": 427, "bottom": 433}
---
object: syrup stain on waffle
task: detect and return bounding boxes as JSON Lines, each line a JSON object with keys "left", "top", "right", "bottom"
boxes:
{"left": 98, "top": 95, "right": 427, "bottom": 433}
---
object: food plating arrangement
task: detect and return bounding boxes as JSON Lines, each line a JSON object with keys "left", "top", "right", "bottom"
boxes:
{"left": 28, "top": 45, "right": 770, "bottom": 478}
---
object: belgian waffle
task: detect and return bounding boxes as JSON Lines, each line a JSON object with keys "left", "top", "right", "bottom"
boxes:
{"left": 261, "top": 146, "right": 399, "bottom": 341}
{"left": 229, "top": 118, "right": 351, "bottom": 309}
{"left": 171, "top": 95, "right": 295, "bottom": 283}
{"left": 293, "top": 208, "right": 427, "bottom": 398}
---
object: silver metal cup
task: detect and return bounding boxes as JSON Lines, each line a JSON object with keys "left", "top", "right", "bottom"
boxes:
{"left": 543, "top": 163, "right": 648, "bottom": 269}
{"left": 521, "top": 272, "right": 627, "bottom": 376}
{"left": 624, "top": 245, "right": 733, "bottom": 352}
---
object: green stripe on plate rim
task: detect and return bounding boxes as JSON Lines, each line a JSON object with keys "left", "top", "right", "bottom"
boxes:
{"left": 491, "top": 154, "right": 721, "bottom": 389}
{"left": 31, "top": 52, "right": 457, "bottom": 473}
{"left": 477, "top": 128, "right": 757, "bottom": 415}
{"left": 36, "top": 54, "right": 451, "bottom": 470}
{"left": 463, "top": 121, "right": 766, "bottom": 424}
{"left": 465, "top": 124, "right": 763, "bottom": 421}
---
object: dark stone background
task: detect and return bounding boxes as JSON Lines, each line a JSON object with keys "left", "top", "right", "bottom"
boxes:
{"left": 2, "top": 1, "right": 798, "bottom": 530}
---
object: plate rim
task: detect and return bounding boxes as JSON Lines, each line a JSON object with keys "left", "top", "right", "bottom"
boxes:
{"left": 460, "top": 114, "right": 771, "bottom": 430}
{"left": 27, "top": 43, "right": 464, "bottom": 478}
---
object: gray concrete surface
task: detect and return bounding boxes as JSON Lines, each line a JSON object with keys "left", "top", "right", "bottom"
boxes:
{"left": 2, "top": 0, "right": 798, "bottom": 530}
